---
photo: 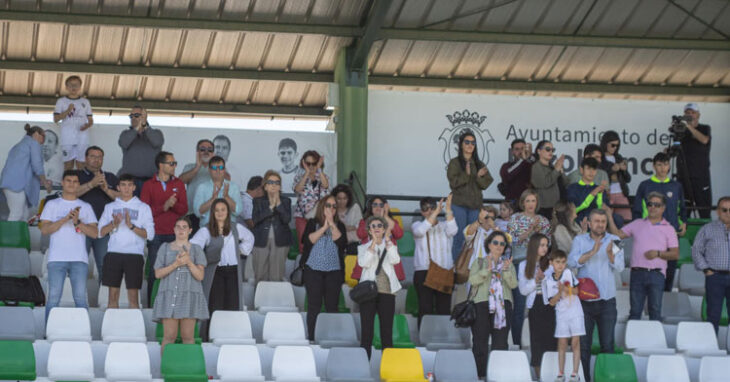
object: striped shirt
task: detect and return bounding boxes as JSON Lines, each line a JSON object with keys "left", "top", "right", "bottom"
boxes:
{"left": 692, "top": 221, "right": 730, "bottom": 272}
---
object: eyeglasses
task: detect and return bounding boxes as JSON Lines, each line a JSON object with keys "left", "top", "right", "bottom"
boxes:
{"left": 485, "top": 215, "right": 496, "bottom": 220}
{"left": 266, "top": 180, "right": 281, "bottom": 185}
{"left": 609, "top": 143, "right": 620, "bottom": 148}
{"left": 490, "top": 240, "right": 507, "bottom": 247}
{"left": 719, "top": 208, "right": 730, "bottom": 213}
{"left": 305, "top": 161, "right": 317, "bottom": 166}
{"left": 371, "top": 202, "right": 385, "bottom": 208}
{"left": 209, "top": 165, "right": 225, "bottom": 170}
{"left": 198, "top": 147, "right": 214, "bottom": 153}
{"left": 325, "top": 203, "right": 337, "bottom": 209}
{"left": 463, "top": 139, "right": 476, "bottom": 146}
{"left": 163, "top": 161, "right": 177, "bottom": 166}
{"left": 129, "top": 113, "right": 142, "bottom": 118}
{"left": 369, "top": 223, "right": 384, "bottom": 229}
{"left": 542, "top": 147, "right": 555, "bottom": 152}
{"left": 647, "top": 202, "right": 664, "bottom": 208}
{"left": 421, "top": 205, "right": 435, "bottom": 212}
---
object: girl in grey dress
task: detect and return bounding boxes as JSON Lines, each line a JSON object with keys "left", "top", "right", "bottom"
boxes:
{"left": 152, "top": 216, "right": 209, "bottom": 352}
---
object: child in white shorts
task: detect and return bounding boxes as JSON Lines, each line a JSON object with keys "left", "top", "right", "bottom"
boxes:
{"left": 53, "top": 75, "right": 94, "bottom": 170}
{"left": 543, "top": 250, "right": 584, "bottom": 382}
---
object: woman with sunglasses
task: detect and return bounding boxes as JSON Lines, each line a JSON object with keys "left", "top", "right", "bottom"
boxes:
{"left": 447, "top": 132, "right": 493, "bottom": 261}
{"left": 332, "top": 184, "right": 363, "bottom": 252}
{"left": 300, "top": 194, "right": 347, "bottom": 340}
{"left": 293, "top": 150, "right": 330, "bottom": 252}
{"left": 600, "top": 131, "right": 632, "bottom": 220}
{"left": 530, "top": 140, "right": 567, "bottom": 219}
{"left": 469, "top": 230, "right": 517, "bottom": 379}
{"left": 464, "top": 205, "right": 504, "bottom": 266}
{"left": 356, "top": 196, "right": 403, "bottom": 244}
{"left": 251, "top": 170, "right": 292, "bottom": 283}
{"left": 358, "top": 215, "right": 402, "bottom": 358}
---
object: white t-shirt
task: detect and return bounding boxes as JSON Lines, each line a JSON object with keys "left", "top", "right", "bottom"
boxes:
{"left": 542, "top": 268, "right": 583, "bottom": 320}
{"left": 190, "top": 223, "right": 254, "bottom": 266}
{"left": 54, "top": 96, "right": 93, "bottom": 146}
{"left": 40, "top": 197, "right": 97, "bottom": 263}
{"left": 98, "top": 197, "right": 155, "bottom": 255}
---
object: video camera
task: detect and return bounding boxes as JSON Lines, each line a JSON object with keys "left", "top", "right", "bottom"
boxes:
{"left": 668, "top": 115, "right": 693, "bottom": 139}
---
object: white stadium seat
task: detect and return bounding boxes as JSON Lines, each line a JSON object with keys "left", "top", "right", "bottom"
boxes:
{"left": 217, "top": 344, "right": 265, "bottom": 382}
{"left": 676, "top": 322, "right": 727, "bottom": 357}
{"left": 624, "top": 320, "right": 675, "bottom": 356}
{"left": 254, "top": 281, "right": 298, "bottom": 313}
{"left": 314, "top": 313, "right": 359, "bottom": 348}
{"left": 46, "top": 307, "right": 91, "bottom": 342}
{"left": 646, "top": 354, "right": 690, "bottom": 382}
{"left": 486, "top": 350, "right": 531, "bottom": 382}
{"left": 104, "top": 342, "right": 152, "bottom": 381}
{"left": 262, "top": 312, "right": 309, "bottom": 347}
{"left": 47, "top": 341, "right": 95, "bottom": 381}
{"left": 540, "top": 351, "right": 585, "bottom": 382}
{"left": 699, "top": 356, "right": 730, "bottom": 382}
{"left": 209, "top": 310, "right": 256, "bottom": 345}
{"left": 271, "top": 346, "right": 320, "bottom": 381}
{"left": 100, "top": 308, "right": 146, "bottom": 343}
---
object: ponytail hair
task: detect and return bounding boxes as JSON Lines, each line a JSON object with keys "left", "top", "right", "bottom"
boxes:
{"left": 24, "top": 124, "right": 44, "bottom": 137}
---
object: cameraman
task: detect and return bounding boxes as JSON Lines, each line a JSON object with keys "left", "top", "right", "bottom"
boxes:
{"left": 679, "top": 103, "right": 712, "bottom": 218}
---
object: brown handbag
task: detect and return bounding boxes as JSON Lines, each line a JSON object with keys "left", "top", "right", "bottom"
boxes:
{"left": 423, "top": 231, "right": 456, "bottom": 294}
{"left": 454, "top": 233, "right": 476, "bottom": 284}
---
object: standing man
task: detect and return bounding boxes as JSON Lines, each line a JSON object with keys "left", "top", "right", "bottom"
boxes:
{"left": 568, "top": 209, "right": 624, "bottom": 382}
{"left": 77, "top": 146, "right": 119, "bottom": 280}
{"left": 193, "top": 156, "right": 242, "bottom": 227}
{"left": 118, "top": 106, "right": 164, "bottom": 196}
{"left": 691, "top": 196, "right": 730, "bottom": 333}
{"left": 140, "top": 151, "right": 187, "bottom": 305}
{"left": 98, "top": 174, "right": 155, "bottom": 309}
{"left": 240, "top": 176, "right": 263, "bottom": 229}
{"left": 566, "top": 144, "right": 609, "bottom": 186}
{"left": 179, "top": 139, "right": 215, "bottom": 231}
{"left": 498, "top": 139, "right": 533, "bottom": 203}
{"left": 606, "top": 194, "right": 679, "bottom": 321}
{"left": 679, "top": 103, "right": 712, "bottom": 218}
{"left": 40, "top": 170, "right": 98, "bottom": 320}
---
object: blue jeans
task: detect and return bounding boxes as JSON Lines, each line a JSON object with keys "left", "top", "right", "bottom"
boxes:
{"left": 46, "top": 261, "right": 88, "bottom": 320}
{"left": 86, "top": 235, "right": 110, "bottom": 281}
{"left": 451, "top": 204, "right": 480, "bottom": 262}
{"left": 511, "top": 285, "right": 526, "bottom": 346}
{"left": 146, "top": 234, "right": 175, "bottom": 307}
{"left": 580, "top": 298, "right": 617, "bottom": 382}
{"left": 629, "top": 269, "right": 664, "bottom": 320}
{"left": 705, "top": 272, "right": 730, "bottom": 333}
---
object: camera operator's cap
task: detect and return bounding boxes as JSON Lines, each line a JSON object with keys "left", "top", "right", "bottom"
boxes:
{"left": 684, "top": 103, "right": 700, "bottom": 112}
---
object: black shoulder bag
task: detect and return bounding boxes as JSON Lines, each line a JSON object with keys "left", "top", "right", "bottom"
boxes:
{"left": 349, "top": 249, "right": 386, "bottom": 304}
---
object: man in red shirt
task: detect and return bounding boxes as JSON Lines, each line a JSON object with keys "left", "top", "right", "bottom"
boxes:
{"left": 140, "top": 150, "right": 187, "bottom": 306}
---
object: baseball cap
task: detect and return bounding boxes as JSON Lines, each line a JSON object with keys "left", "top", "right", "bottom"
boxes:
{"left": 684, "top": 103, "right": 699, "bottom": 112}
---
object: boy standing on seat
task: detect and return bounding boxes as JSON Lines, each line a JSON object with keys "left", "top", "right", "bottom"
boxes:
{"left": 53, "top": 76, "right": 94, "bottom": 170}
{"left": 98, "top": 174, "right": 156, "bottom": 309}
{"left": 543, "top": 250, "right": 584, "bottom": 382}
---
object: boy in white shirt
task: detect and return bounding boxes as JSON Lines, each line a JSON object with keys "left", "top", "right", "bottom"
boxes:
{"left": 98, "top": 174, "right": 156, "bottom": 309}
{"left": 543, "top": 250, "right": 585, "bottom": 382}
{"left": 53, "top": 75, "right": 94, "bottom": 170}
{"left": 40, "top": 170, "right": 98, "bottom": 320}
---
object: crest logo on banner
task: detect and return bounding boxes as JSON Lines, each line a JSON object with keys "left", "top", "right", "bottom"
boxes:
{"left": 439, "top": 109, "right": 494, "bottom": 166}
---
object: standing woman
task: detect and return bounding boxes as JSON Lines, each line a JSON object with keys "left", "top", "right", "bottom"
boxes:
{"left": 153, "top": 217, "right": 208, "bottom": 353}
{"left": 530, "top": 140, "right": 566, "bottom": 219}
{"left": 600, "top": 131, "right": 632, "bottom": 220}
{"left": 293, "top": 150, "right": 330, "bottom": 252}
{"left": 191, "top": 199, "right": 254, "bottom": 318}
{"left": 356, "top": 196, "right": 403, "bottom": 245}
{"left": 332, "top": 184, "right": 363, "bottom": 250}
{"left": 300, "top": 194, "right": 347, "bottom": 340}
{"left": 518, "top": 233, "right": 556, "bottom": 377}
{"left": 358, "top": 216, "right": 401, "bottom": 358}
{"left": 551, "top": 201, "right": 586, "bottom": 254}
{"left": 0, "top": 124, "right": 53, "bottom": 221}
{"left": 469, "top": 231, "right": 517, "bottom": 379}
{"left": 447, "top": 132, "right": 493, "bottom": 261}
{"left": 251, "top": 171, "right": 292, "bottom": 283}
{"left": 506, "top": 188, "right": 550, "bottom": 347}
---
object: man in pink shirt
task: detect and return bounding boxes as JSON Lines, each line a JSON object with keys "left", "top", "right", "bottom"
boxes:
{"left": 605, "top": 192, "right": 678, "bottom": 321}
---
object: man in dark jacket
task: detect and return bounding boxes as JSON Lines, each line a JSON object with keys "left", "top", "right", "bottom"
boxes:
{"left": 499, "top": 139, "right": 533, "bottom": 202}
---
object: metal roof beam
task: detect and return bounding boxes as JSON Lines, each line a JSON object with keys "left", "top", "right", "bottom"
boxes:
{"left": 348, "top": 0, "right": 393, "bottom": 72}
{"left": 0, "top": 60, "right": 332, "bottom": 83}
{"left": 0, "top": 96, "right": 331, "bottom": 116}
{"left": 368, "top": 76, "right": 730, "bottom": 96}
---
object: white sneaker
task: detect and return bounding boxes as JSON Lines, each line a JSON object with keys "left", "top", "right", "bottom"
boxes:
{"left": 554, "top": 376, "right": 565, "bottom": 382}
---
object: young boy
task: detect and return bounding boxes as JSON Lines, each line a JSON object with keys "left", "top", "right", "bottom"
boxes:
{"left": 54, "top": 75, "right": 94, "bottom": 170}
{"left": 566, "top": 157, "right": 608, "bottom": 223}
{"left": 543, "top": 250, "right": 584, "bottom": 382}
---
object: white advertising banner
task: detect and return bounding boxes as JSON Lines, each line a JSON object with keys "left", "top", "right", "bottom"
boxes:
{"left": 0, "top": 121, "right": 336, "bottom": 195}
{"left": 367, "top": 90, "right": 730, "bottom": 201}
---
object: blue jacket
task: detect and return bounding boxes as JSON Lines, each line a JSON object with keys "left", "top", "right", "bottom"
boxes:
{"left": 633, "top": 176, "right": 686, "bottom": 231}
{"left": 566, "top": 180, "right": 606, "bottom": 222}
{"left": 0, "top": 135, "right": 45, "bottom": 207}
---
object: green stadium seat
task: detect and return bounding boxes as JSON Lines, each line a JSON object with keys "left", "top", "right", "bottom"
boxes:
{"left": 685, "top": 218, "right": 710, "bottom": 245}
{"left": 397, "top": 231, "right": 415, "bottom": 257}
{"left": 288, "top": 228, "right": 299, "bottom": 260}
{"left": 593, "top": 353, "right": 638, "bottom": 382}
{"left": 701, "top": 295, "right": 729, "bottom": 326}
{"left": 0, "top": 340, "right": 36, "bottom": 381}
{"left": 160, "top": 343, "right": 207, "bottom": 382}
{"left": 591, "top": 323, "right": 623, "bottom": 355}
{"left": 406, "top": 284, "right": 419, "bottom": 317}
{"left": 156, "top": 322, "right": 202, "bottom": 344}
{"left": 0, "top": 221, "right": 30, "bottom": 251}
{"left": 150, "top": 279, "right": 160, "bottom": 307}
{"left": 677, "top": 237, "right": 692, "bottom": 265}
{"left": 373, "top": 314, "right": 415, "bottom": 349}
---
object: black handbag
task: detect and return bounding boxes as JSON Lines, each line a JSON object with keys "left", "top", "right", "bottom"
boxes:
{"left": 451, "top": 285, "right": 479, "bottom": 328}
{"left": 349, "top": 249, "right": 386, "bottom": 305}
{"left": 290, "top": 265, "right": 304, "bottom": 287}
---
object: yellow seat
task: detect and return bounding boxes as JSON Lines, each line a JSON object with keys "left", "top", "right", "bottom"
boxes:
{"left": 344, "top": 255, "right": 358, "bottom": 287}
{"left": 389, "top": 207, "right": 404, "bottom": 232}
{"left": 380, "top": 348, "right": 427, "bottom": 382}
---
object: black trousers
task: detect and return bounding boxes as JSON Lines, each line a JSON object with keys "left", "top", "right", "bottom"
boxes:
{"left": 209, "top": 265, "right": 240, "bottom": 312}
{"left": 528, "top": 296, "right": 557, "bottom": 367}
{"left": 537, "top": 207, "right": 553, "bottom": 221}
{"left": 472, "top": 300, "right": 513, "bottom": 378}
{"left": 304, "top": 268, "right": 343, "bottom": 340}
{"left": 413, "top": 270, "right": 452, "bottom": 327}
{"left": 688, "top": 177, "right": 712, "bottom": 219}
{"left": 360, "top": 293, "right": 396, "bottom": 358}
{"left": 665, "top": 260, "right": 678, "bottom": 292}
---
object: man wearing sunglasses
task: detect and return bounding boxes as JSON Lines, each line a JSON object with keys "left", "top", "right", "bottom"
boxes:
{"left": 691, "top": 196, "right": 730, "bottom": 333}
{"left": 193, "top": 156, "right": 242, "bottom": 227}
{"left": 118, "top": 105, "right": 164, "bottom": 197}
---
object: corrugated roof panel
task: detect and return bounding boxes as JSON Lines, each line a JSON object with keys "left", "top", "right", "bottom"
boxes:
{"left": 93, "top": 26, "right": 127, "bottom": 64}
{"left": 167, "top": 77, "right": 197, "bottom": 102}
{"left": 220, "top": 0, "right": 254, "bottom": 20}
{"left": 64, "top": 25, "right": 97, "bottom": 63}
{"left": 2, "top": 70, "right": 29, "bottom": 95}
{"left": 532, "top": 0, "right": 583, "bottom": 34}
{"left": 530, "top": 46, "right": 570, "bottom": 80}
{"left": 35, "top": 23, "right": 65, "bottom": 61}
{"left": 288, "top": 35, "right": 327, "bottom": 71}
{"left": 204, "top": 31, "right": 241, "bottom": 69}
{"left": 370, "top": 39, "right": 411, "bottom": 75}
{"left": 158, "top": 0, "right": 192, "bottom": 18}
{"left": 190, "top": 0, "right": 225, "bottom": 19}
{"left": 6, "top": 22, "right": 34, "bottom": 59}
{"left": 388, "top": 0, "right": 433, "bottom": 28}
{"left": 397, "top": 41, "right": 439, "bottom": 76}
{"left": 692, "top": 52, "right": 730, "bottom": 84}
{"left": 86, "top": 73, "right": 116, "bottom": 98}
{"left": 149, "top": 29, "right": 184, "bottom": 66}
{"left": 29, "top": 71, "right": 56, "bottom": 96}
{"left": 251, "top": 0, "right": 283, "bottom": 22}
{"left": 557, "top": 47, "right": 607, "bottom": 82}
{"left": 665, "top": 51, "right": 719, "bottom": 84}
{"left": 113, "top": 75, "right": 142, "bottom": 99}
{"left": 337, "top": 0, "right": 370, "bottom": 25}
{"left": 222, "top": 79, "right": 255, "bottom": 103}
{"left": 502, "top": 0, "right": 554, "bottom": 34}
{"left": 142, "top": 76, "right": 172, "bottom": 100}
{"left": 503, "top": 45, "right": 553, "bottom": 80}
{"left": 263, "top": 34, "right": 299, "bottom": 70}
{"left": 639, "top": 50, "right": 693, "bottom": 84}
{"left": 314, "top": 37, "right": 351, "bottom": 71}
{"left": 234, "top": 32, "right": 270, "bottom": 69}
{"left": 478, "top": 45, "right": 522, "bottom": 79}
{"left": 309, "top": 0, "right": 344, "bottom": 24}
{"left": 251, "top": 80, "right": 278, "bottom": 104}
{"left": 478, "top": 0, "right": 526, "bottom": 32}
{"left": 428, "top": 42, "right": 469, "bottom": 76}
{"left": 588, "top": 0, "right": 640, "bottom": 36}
{"left": 276, "top": 82, "right": 307, "bottom": 105}
{"left": 303, "top": 83, "right": 327, "bottom": 106}
{"left": 647, "top": 5, "right": 698, "bottom": 38}
{"left": 612, "top": 49, "right": 662, "bottom": 83}
{"left": 196, "top": 78, "right": 227, "bottom": 103}
{"left": 178, "top": 30, "right": 215, "bottom": 68}
{"left": 451, "top": 43, "right": 494, "bottom": 78}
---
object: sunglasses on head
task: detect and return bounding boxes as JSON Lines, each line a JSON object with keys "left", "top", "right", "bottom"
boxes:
{"left": 163, "top": 161, "right": 177, "bottom": 166}
{"left": 210, "top": 165, "right": 225, "bottom": 170}
{"left": 198, "top": 147, "right": 214, "bottom": 153}
{"left": 370, "top": 223, "right": 384, "bottom": 229}
{"left": 490, "top": 240, "right": 507, "bottom": 247}
{"left": 647, "top": 202, "right": 664, "bottom": 208}
{"left": 463, "top": 139, "right": 476, "bottom": 146}
{"left": 266, "top": 180, "right": 281, "bottom": 185}
{"left": 372, "top": 202, "right": 385, "bottom": 208}
{"left": 129, "top": 113, "right": 142, "bottom": 118}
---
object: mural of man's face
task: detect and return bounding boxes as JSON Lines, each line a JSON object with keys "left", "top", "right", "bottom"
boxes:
{"left": 214, "top": 137, "right": 230, "bottom": 161}
{"left": 279, "top": 146, "right": 296, "bottom": 169}
{"left": 42, "top": 131, "right": 58, "bottom": 161}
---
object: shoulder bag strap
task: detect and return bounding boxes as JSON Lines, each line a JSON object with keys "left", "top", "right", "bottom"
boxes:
{"left": 231, "top": 225, "right": 243, "bottom": 258}
{"left": 374, "top": 248, "right": 387, "bottom": 276}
